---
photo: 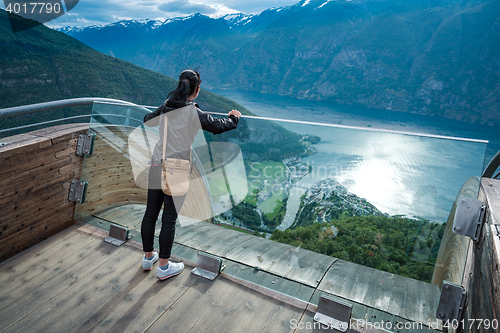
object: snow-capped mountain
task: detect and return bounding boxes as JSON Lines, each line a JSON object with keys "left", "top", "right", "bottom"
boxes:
{"left": 55, "top": 0, "right": 500, "bottom": 124}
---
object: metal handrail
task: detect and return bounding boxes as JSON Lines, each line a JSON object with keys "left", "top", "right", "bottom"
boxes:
{"left": 0, "top": 114, "right": 91, "bottom": 134}
{"left": 0, "top": 97, "right": 137, "bottom": 119}
{"left": 483, "top": 150, "right": 500, "bottom": 178}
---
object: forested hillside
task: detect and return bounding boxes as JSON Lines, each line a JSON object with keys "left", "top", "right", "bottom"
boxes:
{"left": 0, "top": 9, "right": 249, "bottom": 131}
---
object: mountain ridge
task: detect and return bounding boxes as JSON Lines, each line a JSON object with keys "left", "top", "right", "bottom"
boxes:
{"left": 0, "top": 9, "right": 252, "bottom": 131}
{"left": 59, "top": 0, "right": 500, "bottom": 125}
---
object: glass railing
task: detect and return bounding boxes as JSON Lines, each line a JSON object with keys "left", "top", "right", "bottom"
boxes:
{"left": 75, "top": 101, "right": 488, "bottom": 330}
{"left": 0, "top": 105, "right": 92, "bottom": 138}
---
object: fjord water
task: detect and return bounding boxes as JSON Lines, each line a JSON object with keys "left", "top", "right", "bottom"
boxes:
{"left": 211, "top": 89, "right": 496, "bottom": 223}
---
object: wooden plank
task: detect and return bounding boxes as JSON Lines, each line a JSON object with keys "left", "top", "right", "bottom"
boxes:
{"left": 222, "top": 260, "right": 315, "bottom": 307}
{"left": 145, "top": 274, "right": 303, "bottom": 333}
{"left": 0, "top": 157, "right": 72, "bottom": 205}
{"left": 432, "top": 177, "right": 480, "bottom": 287}
{"left": 173, "top": 221, "right": 213, "bottom": 244}
{"left": 29, "top": 123, "right": 88, "bottom": 144}
{"left": 170, "top": 242, "right": 199, "bottom": 263}
{"left": 224, "top": 236, "right": 276, "bottom": 263}
{"left": 0, "top": 140, "right": 70, "bottom": 179}
{"left": 84, "top": 268, "right": 199, "bottom": 333}
{"left": 219, "top": 236, "right": 336, "bottom": 288}
{"left": 194, "top": 227, "right": 254, "bottom": 257}
{"left": 3, "top": 246, "right": 142, "bottom": 333}
{"left": 318, "top": 260, "right": 374, "bottom": 307}
{"left": 0, "top": 225, "right": 124, "bottom": 331}
{"left": 93, "top": 204, "right": 149, "bottom": 233}
{"left": 53, "top": 137, "right": 78, "bottom": 159}
{"left": 0, "top": 181, "right": 70, "bottom": 230}
{"left": 257, "top": 270, "right": 316, "bottom": 303}
{"left": 363, "top": 305, "right": 394, "bottom": 332}
{"left": 271, "top": 247, "right": 337, "bottom": 288}
{"left": 0, "top": 223, "right": 84, "bottom": 284}
{"left": 173, "top": 223, "right": 228, "bottom": 250}
{"left": 361, "top": 269, "right": 395, "bottom": 314}
{"left": 57, "top": 163, "right": 81, "bottom": 180}
{"left": 461, "top": 178, "right": 500, "bottom": 328}
{"left": 189, "top": 278, "right": 303, "bottom": 333}
{"left": 0, "top": 216, "right": 75, "bottom": 262}
{"left": 0, "top": 125, "right": 86, "bottom": 263}
{"left": 483, "top": 178, "right": 500, "bottom": 224}
{"left": 243, "top": 241, "right": 295, "bottom": 271}
{"left": 177, "top": 224, "right": 254, "bottom": 255}
{"left": 145, "top": 274, "right": 233, "bottom": 333}
{"left": 412, "top": 277, "right": 440, "bottom": 326}
{"left": 318, "top": 260, "right": 440, "bottom": 326}
{"left": 0, "top": 134, "right": 51, "bottom": 159}
{"left": 0, "top": 179, "right": 77, "bottom": 261}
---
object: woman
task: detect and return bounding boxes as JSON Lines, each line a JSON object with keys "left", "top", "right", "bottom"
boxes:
{"left": 141, "top": 69, "right": 241, "bottom": 280}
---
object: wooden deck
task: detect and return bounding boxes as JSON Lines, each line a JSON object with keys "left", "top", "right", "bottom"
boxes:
{"left": 0, "top": 221, "right": 319, "bottom": 333}
{"left": 79, "top": 204, "right": 442, "bottom": 332}
{"left": 0, "top": 218, "right": 443, "bottom": 333}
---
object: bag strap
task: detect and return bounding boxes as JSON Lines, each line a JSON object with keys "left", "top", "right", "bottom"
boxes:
{"left": 162, "top": 114, "right": 168, "bottom": 165}
{"left": 161, "top": 113, "right": 192, "bottom": 165}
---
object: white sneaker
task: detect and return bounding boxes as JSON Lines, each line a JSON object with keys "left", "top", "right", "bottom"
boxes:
{"left": 156, "top": 261, "right": 184, "bottom": 280}
{"left": 142, "top": 252, "right": 159, "bottom": 271}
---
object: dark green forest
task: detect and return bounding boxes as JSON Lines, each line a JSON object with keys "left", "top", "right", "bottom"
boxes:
{"left": 271, "top": 215, "right": 444, "bottom": 283}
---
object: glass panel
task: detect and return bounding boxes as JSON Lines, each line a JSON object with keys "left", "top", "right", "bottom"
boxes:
{"left": 0, "top": 106, "right": 92, "bottom": 138}
{"left": 75, "top": 101, "right": 488, "bottom": 328}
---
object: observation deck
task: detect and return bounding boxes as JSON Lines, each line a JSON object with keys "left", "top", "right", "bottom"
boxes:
{"left": 0, "top": 99, "right": 499, "bottom": 332}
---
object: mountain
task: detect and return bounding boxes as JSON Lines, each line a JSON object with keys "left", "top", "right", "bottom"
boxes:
{"left": 0, "top": 9, "right": 250, "bottom": 130}
{"left": 0, "top": 9, "right": 311, "bottom": 168}
{"left": 59, "top": 0, "right": 500, "bottom": 125}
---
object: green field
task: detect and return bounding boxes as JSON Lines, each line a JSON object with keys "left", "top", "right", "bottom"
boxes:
{"left": 246, "top": 161, "right": 288, "bottom": 215}
{"left": 259, "top": 192, "right": 285, "bottom": 214}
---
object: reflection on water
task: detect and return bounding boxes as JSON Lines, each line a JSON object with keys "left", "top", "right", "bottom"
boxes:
{"left": 278, "top": 122, "right": 487, "bottom": 223}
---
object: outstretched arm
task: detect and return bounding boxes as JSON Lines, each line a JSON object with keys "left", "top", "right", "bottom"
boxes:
{"left": 198, "top": 109, "right": 240, "bottom": 134}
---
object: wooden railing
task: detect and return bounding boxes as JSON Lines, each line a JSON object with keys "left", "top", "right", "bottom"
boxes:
{"left": 0, "top": 123, "right": 88, "bottom": 262}
{"left": 0, "top": 123, "right": 214, "bottom": 263}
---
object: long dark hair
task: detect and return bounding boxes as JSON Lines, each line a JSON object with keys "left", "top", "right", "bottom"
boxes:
{"left": 167, "top": 70, "right": 201, "bottom": 102}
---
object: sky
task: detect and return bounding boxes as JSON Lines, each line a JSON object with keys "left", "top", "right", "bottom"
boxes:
{"left": 0, "top": 0, "right": 301, "bottom": 28}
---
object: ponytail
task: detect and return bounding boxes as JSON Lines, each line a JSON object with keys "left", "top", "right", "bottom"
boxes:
{"left": 167, "top": 70, "right": 201, "bottom": 102}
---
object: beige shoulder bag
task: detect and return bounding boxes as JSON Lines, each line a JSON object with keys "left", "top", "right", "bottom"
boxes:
{"left": 161, "top": 115, "right": 191, "bottom": 196}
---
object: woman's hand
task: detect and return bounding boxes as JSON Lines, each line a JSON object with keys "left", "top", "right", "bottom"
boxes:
{"left": 228, "top": 110, "right": 241, "bottom": 119}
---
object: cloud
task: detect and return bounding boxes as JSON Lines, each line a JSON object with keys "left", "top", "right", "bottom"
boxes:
{"left": 40, "top": 0, "right": 299, "bottom": 28}
{"left": 207, "top": 0, "right": 298, "bottom": 14}
{"left": 158, "top": 1, "right": 216, "bottom": 15}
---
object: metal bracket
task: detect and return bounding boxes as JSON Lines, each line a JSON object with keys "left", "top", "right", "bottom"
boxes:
{"left": 191, "top": 252, "right": 225, "bottom": 280}
{"left": 104, "top": 224, "right": 129, "bottom": 246}
{"left": 76, "top": 132, "right": 95, "bottom": 157}
{"left": 453, "top": 196, "right": 485, "bottom": 242}
{"left": 68, "top": 180, "right": 87, "bottom": 203}
{"left": 436, "top": 281, "right": 467, "bottom": 322}
{"left": 313, "top": 295, "right": 352, "bottom": 332}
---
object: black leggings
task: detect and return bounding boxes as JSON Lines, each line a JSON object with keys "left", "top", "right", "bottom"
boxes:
{"left": 141, "top": 166, "right": 186, "bottom": 259}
